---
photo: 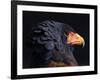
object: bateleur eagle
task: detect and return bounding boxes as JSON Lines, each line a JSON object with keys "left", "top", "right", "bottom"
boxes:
{"left": 31, "top": 20, "right": 85, "bottom": 67}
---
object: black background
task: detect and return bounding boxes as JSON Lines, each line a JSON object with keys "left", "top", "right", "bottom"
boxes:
{"left": 23, "top": 11, "right": 89, "bottom": 68}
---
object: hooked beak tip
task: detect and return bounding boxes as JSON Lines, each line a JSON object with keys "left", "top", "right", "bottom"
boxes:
{"left": 82, "top": 39, "right": 85, "bottom": 47}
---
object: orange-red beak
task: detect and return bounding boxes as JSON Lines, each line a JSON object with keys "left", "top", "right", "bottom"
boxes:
{"left": 64, "top": 32, "right": 85, "bottom": 47}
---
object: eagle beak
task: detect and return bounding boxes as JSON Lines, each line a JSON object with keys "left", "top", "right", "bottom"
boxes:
{"left": 64, "top": 32, "right": 85, "bottom": 47}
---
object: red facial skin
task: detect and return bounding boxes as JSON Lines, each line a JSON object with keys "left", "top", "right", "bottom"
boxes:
{"left": 64, "top": 32, "right": 85, "bottom": 46}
